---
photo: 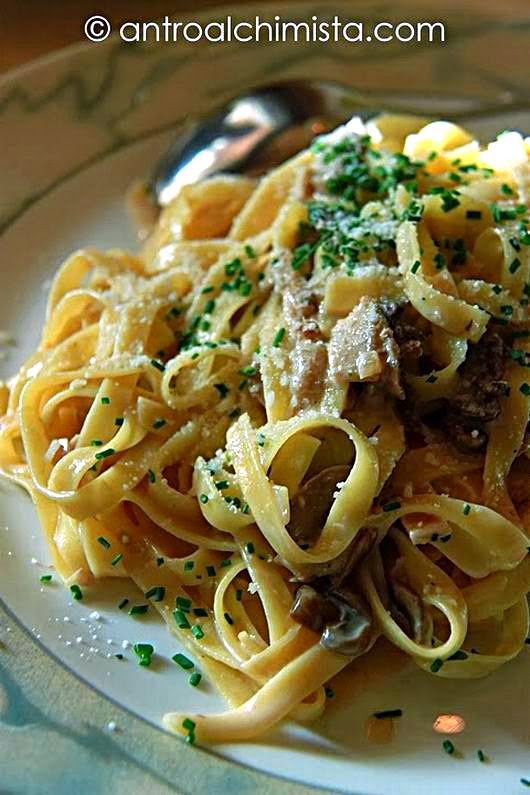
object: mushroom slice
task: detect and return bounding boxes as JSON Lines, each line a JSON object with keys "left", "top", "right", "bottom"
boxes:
{"left": 287, "top": 464, "right": 351, "bottom": 547}
{"left": 290, "top": 585, "right": 373, "bottom": 658}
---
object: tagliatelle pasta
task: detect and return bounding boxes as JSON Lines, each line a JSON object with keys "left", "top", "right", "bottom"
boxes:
{"left": 2, "top": 115, "right": 530, "bottom": 746}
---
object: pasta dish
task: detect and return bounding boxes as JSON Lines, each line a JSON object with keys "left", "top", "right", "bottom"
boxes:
{"left": 1, "top": 115, "right": 530, "bottom": 746}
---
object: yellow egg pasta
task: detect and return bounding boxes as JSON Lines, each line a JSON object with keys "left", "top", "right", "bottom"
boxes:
{"left": 2, "top": 116, "right": 530, "bottom": 745}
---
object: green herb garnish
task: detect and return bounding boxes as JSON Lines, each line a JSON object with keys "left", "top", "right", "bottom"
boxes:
{"left": 70, "top": 584, "right": 83, "bottom": 601}
{"left": 173, "top": 654, "right": 194, "bottom": 670}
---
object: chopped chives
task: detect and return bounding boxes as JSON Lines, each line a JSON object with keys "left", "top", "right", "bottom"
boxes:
{"left": 199, "top": 494, "right": 208, "bottom": 504}
{"left": 118, "top": 598, "right": 129, "bottom": 610}
{"left": 134, "top": 643, "right": 154, "bottom": 666}
{"left": 150, "top": 359, "right": 166, "bottom": 372}
{"left": 411, "top": 260, "right": 421, "bottom": 274}
{"left": 430, "top": 658, "right": 444, "bottom": 673}
{"left": 463, "top": 503, "right": 471, "bottom": 516}
{"left": 152, "top": 418, "right": 167, "bottom": 430}
{"left": 148, "top": 469, "right": 156, "bottom": 483}
{"left": 256, "top": 432, "right": 266, "bottom": 447}
{"left": 215, "top": 480, "right": 229, "bottom": 490}
{"left": 114, "top": 653, "right": 124, "bottom": 660}
{"left": 182, "top": 717, "right": 196, "bottom": 731}
{"left": 128, "top": 604, "right": 149, "bottom": 616}
{"left": 101, "top": 396, "right": 110, "bottom": 405}
{"left": 272, "top": 327, "right": 286, "bottom": 347}
{"left": 134, "top": 643, "right": 154, "bottom": 656}
{"left": 191, "top": 625, "right": 205, "bottom": 640}
{"left": 214, "top": 383, "right": 229, "bottom": 399}
{"left": 448, "top": 650, "right": 468, "bottom": 661}
{"left": 520, "top": 383, "right": 530, "bottom": 396}
{"left": 70, "top": 584, "right": 83, "bottom": 601}
{"left": 193, "top": 608, "right": 208, "bottom": 617}
{"left": 510, "top": 258, "right": 522, "bottom": 274}
{"left": 220, "top": 559, "right": 232, "bottom": 568}
{"left": 203, "top": 299, "right": 216, "bottom": 314}
{"left": 224, "top": 612, "right": 234, "bottom": 625}
{"left": 426, "top": 374, "right": 438, "bottom": 384}
{"left": 201, "top": 286, "right": 214, "bottom": 294}
{"left": 245, "top": 244, "right": 256, "bottom": 259}
{"left": 465, "top": 210, "right": 482, "bottom": 219}
{"left": 115, "top": 417, "right": 124, "bottom": 427}
{"left": 206, "top": 565, "right": 216, "bottom": 577}
{"left": 434, "top": 253, "right": 446, "bottom": 270}
{"left": 442, "top": 739, "right": 455, "bottom": 755}
{"left": 244, "top": 541, "right": 255, "bottom": 555}
{"left": 97, "top": 536, "right": 111, "bottom": 549}
{"left": 239, "top": 365, "right": 256, "bottom": 376}
{"left": 95, "top": 448, "right": 115, "bottom": 460}
{"left": 91, "top": 439, "right": 103, "bottom": 447}
{"left": 173, "top": 610, "right": 190, "bottom": 629}
{"left": 383, "top": 501, "right": 401, "bottom": 512}
{"left": 235, "top": 589, "right": 243, "bottom": 601}
{"left": 200, "top": 319, "right": 211, "bottom": 332}
{"left": 145, "top": 586, "right": 165, "bottom": 602}
{"left": 184, "top": 561, "right": 194, "bottom": 571}
{"left": 111, "top": 553, "right": 123, "bottom": 566}
{"left": 225, "top": 258, "right": 241, "bottom": 276}
{"left": 185, "top": 732, "right": 195, "bottom": 745}
{"left": 325, "top": 686, "right": 335, "bottom": 698}
{"left": 373, "top": 709, "right": 403, "bottom": 719}
{"left": 40, "top": 574, "right": 52, "bottom": 583}
{"left": 189, "top": 672, "right": 202, "bottom": 687}
{"left": 291, "top": 243, "right": 316, "bottom": 271}
{"left": 176, "top": 596, "right": 192, "bottom": 612}
{"left": 477, "top": 749, "right": 485, "bottom": 762}
{"left": 173, "top": 654, "right": 194, "bottom": 670}
{"left": 521, "top": 778, "right": 530, "bottom": 787}
{"left": 156, "top": 557, "right": 164, "bottom": 567}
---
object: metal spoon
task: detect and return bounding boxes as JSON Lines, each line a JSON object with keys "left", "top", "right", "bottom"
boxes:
{"left": 152, "top": 78, "right": 527, "bottom": 206}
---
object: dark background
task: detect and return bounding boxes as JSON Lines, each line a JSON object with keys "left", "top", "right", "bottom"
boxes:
{"left": 0, "top": 1, "right": 228, "bottom": 72}
{"left": 0, "top": 0, "right": 526, "bottom": 74}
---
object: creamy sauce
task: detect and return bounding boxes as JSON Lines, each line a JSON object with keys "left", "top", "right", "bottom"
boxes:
{"left": 365, "top": 715, "right": 395, "bottom": 745}
{"left": 329, "top": 637, "right": 411, "bottom": 705}
{"left": 323, "top": 638, "right": 411, "bottom": 745}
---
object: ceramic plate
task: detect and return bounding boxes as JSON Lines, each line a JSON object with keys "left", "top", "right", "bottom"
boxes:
{"left": 1, "top": 3, "right": 530, "bottom": 794}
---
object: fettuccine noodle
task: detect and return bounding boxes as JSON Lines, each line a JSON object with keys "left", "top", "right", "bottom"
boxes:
{"left": 2, "top": 116, "right": 530, "bottom": 745}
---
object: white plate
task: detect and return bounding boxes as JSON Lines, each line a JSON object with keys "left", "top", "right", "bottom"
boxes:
{"left": 1, "top": 4, "right": 530, "bottom": 793}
